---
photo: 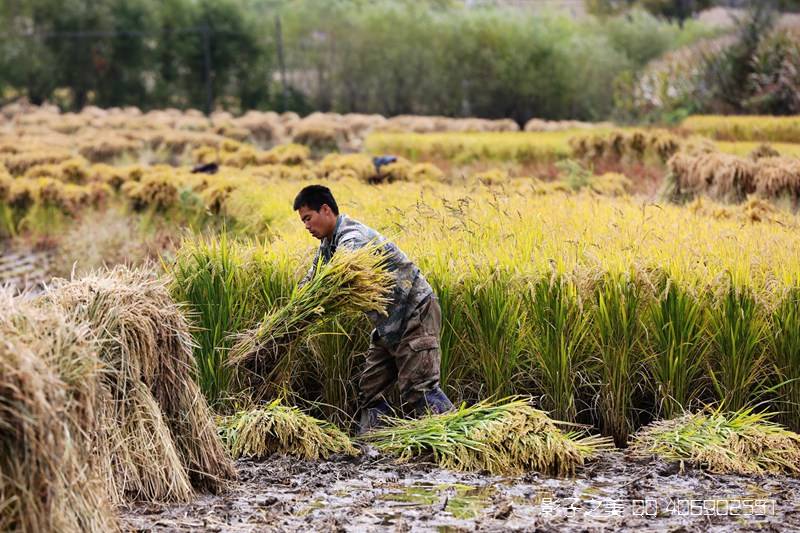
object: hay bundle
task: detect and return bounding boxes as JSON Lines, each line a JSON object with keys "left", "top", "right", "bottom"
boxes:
{"left": 709, "top": 154, "right": 756, "bottom": 200}
{"left": 630, "top": 409, "right": 800, "bottom": 476}
{"left": 258, "top": 143, "right": 310, "bottom": 166}
{"left": 45, "top": 266, "right": 236, "bottom": 498}
{"left": 587, "top": 172, "right": 631, "bottom": 196}
{"left": 749, "top": 143, "right": 781, "bottom": 160}
{"left": 7, "top": 179, "right": 34, "bottom": 211}
{"left": 408, "top": 162, "right": 444, "bottom": 182}
{"left": 228, "top": 246, "right": 393, "bottom": 392}
{"left": 315, "top": 153, "right": 375, "bottom": 182}
{"left": 122, "top": 174, "right": 178, "bottom": 211}
{"left": 626, "top": 131, "right": 647, "bottom": 158}
{"left": 219, "top": 399, "right": 358, "bottom": 460}
{"left": 374, "top": 157, "right": 413, "bottom": 183}
{"left": 0, "top": 291, "right": 118, "bottom": 532}
{"left": 653, "top": 133, "right": 681, "bottom": 162}
{"left": 756, "top": 157, "right": 800, "bottom": 198}
{"left": 362, "top": 397, "right": 613, "bottom": 476}
{"left": 233, "top": 111, "right": 285, "bottom": 145}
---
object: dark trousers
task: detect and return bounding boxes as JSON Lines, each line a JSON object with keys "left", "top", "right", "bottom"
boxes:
{"left": 359, "top": 296, "right": 442, "bottom": 407}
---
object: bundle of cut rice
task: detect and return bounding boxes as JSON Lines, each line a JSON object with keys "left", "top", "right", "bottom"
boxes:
{"left": 361, "top": 397, "right": 613, "bottom": 476}
{"left": 630, "top": 409, "right": 800, "bottom": 476}
{"left": 219, "top": 399, "right": 358, "bottom": 460}
{"left": 227, "top": 245, "right": 392, "bottom": 395}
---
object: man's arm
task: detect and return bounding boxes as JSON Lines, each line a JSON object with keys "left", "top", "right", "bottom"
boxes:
{"left": 297, "top": 247, "right": 321, "bottom": 289}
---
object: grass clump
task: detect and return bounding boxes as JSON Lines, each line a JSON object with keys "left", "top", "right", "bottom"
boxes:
{"left": 361, "top": 397, "right": 613, "bottom": 476}
{"left": 219, "top": 399, "right": 358, "bottom": 460}
{"left": 630, "top": 408, "right": 800, "bottom": 476}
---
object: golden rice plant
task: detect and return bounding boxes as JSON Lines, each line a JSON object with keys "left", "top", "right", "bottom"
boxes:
{"left": 630, "top": 408, "right": 800, "bottom": 476}
{"left": 768, "top": 288, "right": 800, "bottom": 433}
{"left": 707, "top": 283, "right": 769, "bottom": 412}
{"left": 366, "top": 131, "right": 577, "bottom": 164}
{"left": 219, "top": 399, "right": 358, "bottom": 460}
{"left": 591, "top": 272, "right": 645, "bottom": 446}
{"left": 168, "top": 234, "right": 277, "bottom": 405}
{"left": 361, "top": 397, "right": 613, "bottom": 476}
{"left": 681, "top": 115, "right": 800, "bottom": 143}
{"left": 525, "top": 275, "right": 590, "bottom": 423}
{"left": 645, "top": 280, "right": 709, "bottom": 419}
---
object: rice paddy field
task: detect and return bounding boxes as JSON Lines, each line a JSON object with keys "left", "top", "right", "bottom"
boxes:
{"left": 2, "top": 104, "right": 800, "bottom": 532}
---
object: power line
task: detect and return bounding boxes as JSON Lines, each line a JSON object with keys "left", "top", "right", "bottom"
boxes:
{"left": 0, "top": 26, "right": 246, "bottom": 40}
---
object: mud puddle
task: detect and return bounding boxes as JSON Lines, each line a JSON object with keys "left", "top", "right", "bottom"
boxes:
{"left": 121, "top": 450, "right": 800, "bottom": 532}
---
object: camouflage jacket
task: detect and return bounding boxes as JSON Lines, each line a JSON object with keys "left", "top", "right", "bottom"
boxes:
{"left": 299, "top": 214, "right": 433, "bottom": 346}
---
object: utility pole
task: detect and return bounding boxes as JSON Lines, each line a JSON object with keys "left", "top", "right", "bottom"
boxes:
{"left": 275, "top": 14, "right": 288, "bottom": 111}
{"left": 202, "top": 22, "right": 213, "bottom": 115}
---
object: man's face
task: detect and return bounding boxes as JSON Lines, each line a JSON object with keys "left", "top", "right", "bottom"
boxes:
{"left": 298, "top": 204, "right": 336, "bottom": 240}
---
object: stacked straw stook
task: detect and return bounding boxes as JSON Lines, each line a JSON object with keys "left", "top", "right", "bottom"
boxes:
{"left": 0, "top": 265, "right": 236, "bottom": 532}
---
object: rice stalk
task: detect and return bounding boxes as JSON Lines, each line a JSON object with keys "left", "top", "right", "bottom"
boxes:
{"left": 591, "top": 273, "right": 644, "bottom": 446}
{"left": 769, "top": 288, "right": 800, "bottom": 432}
{"left": 305, "top": 314, "right": 371, "bottom": 428}
{"left": 168, "top": 234, "right": 267, "bottom": 405}
{"left": 707, "top": 283, "right": 768, "bottom": 412}
{"left": 645, "top": 280, "right": 709, "bottom": 419}
{"left": 461, "top": 271, "right": 528, "bottom": 398}
{"left": 630, "top": 408, "right": 800, "bottom": 476}
{"left": 526, "top": 275, "right": 590, "bottom": 423}
{"left": 219, "top": 399, "right": 358, "bottom": 460}
{"left": 227, "top": 245, "right": 393, "bottom": 397}
{"left": 361, "top": 397, "right": 613, "bottom": 476}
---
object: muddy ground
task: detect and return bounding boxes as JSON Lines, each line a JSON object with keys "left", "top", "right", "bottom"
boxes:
{"left": 121, "top": 448, "right": 799, "bottom": 532}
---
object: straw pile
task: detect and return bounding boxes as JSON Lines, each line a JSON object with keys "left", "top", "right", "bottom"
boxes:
{"left": 43, "top": 266, "right": 237, "bottom": 498}
{"left": 630, "top": 409, "right": 800, "bottom": 476}
{"left": 361, "top": 397, "right": 613, "bottom": 476}
{"left": 219, "top": 399, "right": 358, "bottom": 460}
{"left": 0, "top": 290, "right": 118, "bottom": 532}
{"left": 227, "top": 246, "right": 393, "bottom": 394}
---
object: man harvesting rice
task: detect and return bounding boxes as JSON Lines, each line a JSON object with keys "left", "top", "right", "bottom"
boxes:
{"left": 294, "top": 184, "right": 454, "bottom": 434}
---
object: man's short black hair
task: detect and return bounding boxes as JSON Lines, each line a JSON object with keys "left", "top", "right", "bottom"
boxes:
{"left": 293, "top": 184, "right": 339, "bottom": 215}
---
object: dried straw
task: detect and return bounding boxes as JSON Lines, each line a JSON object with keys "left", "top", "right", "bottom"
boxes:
{"left": 0, "top": 290, "right": 118, "bottom": 532}
{"left": 219, "top": 399, "right": 358, "bottom": 460}
{"left": 44, "top": 266, "right": 236, "bottom": 500}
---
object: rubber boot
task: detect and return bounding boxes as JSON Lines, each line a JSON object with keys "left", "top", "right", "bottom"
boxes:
{"left": 413, "top": 386, "right": 454, "bottom": 417}
{"left": 357, "top": 398, "right": 392, "bottom": 436}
